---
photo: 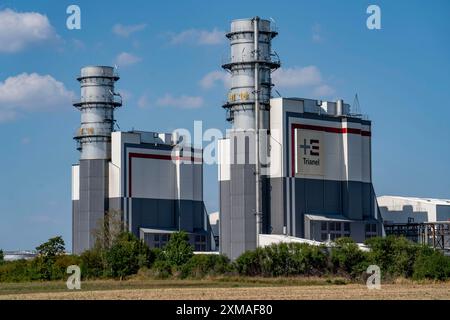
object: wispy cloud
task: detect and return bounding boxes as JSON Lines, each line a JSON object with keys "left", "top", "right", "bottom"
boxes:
{"left": 115, "top": 52, "right": 142, "bottom": 67}
{"left": 272, "top": 66, "right": 322, "bottom": 88}
{"left": 0, "top": 8, "right": 58, "bottom": 53}
{"left": 0, "top": 73, "right": 74, "bottom": 122}
{"left": 137, "top": 93, "right": 151, "bottom": 109}
{"left": 313, "top": 84, "right": 336, "bottom": 97}
{"left": 199, "top": 71, "right": 231, "bottom": 89}
{"left": 112, "top": 23, "right": 147, "bottom": 37}
{"left": 156, "top": 94, "right": 204, "bottom": 109}
{"left": 168, "top": 28, "right": 224, "bottom": 45}
{"left": 272, "top": 66, "right": 335, "bottom": 98}
{"left": 312, "top": 23, "right": 324, "bottom": 43}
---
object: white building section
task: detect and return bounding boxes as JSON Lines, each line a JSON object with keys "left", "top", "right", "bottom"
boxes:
{"left": 379, "top": 196, "right": 450, "bottom": 224}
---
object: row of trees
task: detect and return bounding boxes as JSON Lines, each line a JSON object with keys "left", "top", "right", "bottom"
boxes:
{"left": 1, "top": 216, "right": 450, "bottom": 282}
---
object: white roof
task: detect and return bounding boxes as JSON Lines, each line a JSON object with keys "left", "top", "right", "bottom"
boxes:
{"left": 378, "top": 195, "right": 450, "bottom": 206}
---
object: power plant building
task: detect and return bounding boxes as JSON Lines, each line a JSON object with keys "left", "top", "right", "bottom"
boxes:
{"left": 71, "top": 66, "right": 213, "bottom": 254}
{"left": 71, "top": 18, "right": 384, "bottom": 259}
{"left": 218, "top": 18, "right": 382, "bottom": 259}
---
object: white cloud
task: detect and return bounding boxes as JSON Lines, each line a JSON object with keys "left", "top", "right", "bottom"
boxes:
{"left": 115, "top": 52, "right": 142, "bottom": 67}
{"left": 137, "top": 93, "right": 150, "bottom": 109}
{"left": 272, "top": 66, "right": 322, "bottom": 88}
{"left": 169, "top": 28, "right": 224, "bottom": 45}
{"left": 199, "top": 71, "right": 231, "bottom": 89}
{"left": 0, "top": 73, "right": 74, "bottom": 122}
{"left": 156, "top": 94, "right": 204, "bottom": 109}
{"left": 112, "top": 23, "right": 147, "bottom": 37}
{"left": 313, "top": 84, "right": 336, "bottom": 97}
{"left": 272, "top": 66, "right": 336, "bottom": 98}
{"left": 0, "top": 9, "right": 57, "bottom": 53}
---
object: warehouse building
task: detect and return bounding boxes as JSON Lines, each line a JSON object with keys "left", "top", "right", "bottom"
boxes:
{"left": 71, "top": 66, "right": 214, "bottom": 254}
{"left": 218, "top": 17, "right": 382, "bottom": 259}
{"left": 378, "top": 196, "right": 450, "bottom": 224}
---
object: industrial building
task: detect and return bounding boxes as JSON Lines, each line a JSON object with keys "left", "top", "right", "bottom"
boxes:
{"left": 71, "top": 66, "right": 214, "bottom": 254}
{"left": 71, "top": 17, "right": 384, "bottom": 258}
{"left": 218, "top": 17, "right": 382, "bottom": 259}
{"left": 379, "top": 196, "right": 450, "bottom": 224}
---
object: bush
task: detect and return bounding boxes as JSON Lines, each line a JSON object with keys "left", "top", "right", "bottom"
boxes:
{"left": 0, "top": 249, "right": 4, "bottom": 264}
{"left": 234, "top": 243, "right": 328, "bottom": 277}
{"left": 106, "top": 232, "right": 153, "bottom": 278}
{"left": 80, "top": 249, "right": 105, "bottom": 279}
{"left": 181, "top": 254, "right": 232, "bottom": 278}
{"left": 365, "top": 236, "right": 418, "bottom": 278}
{"left": 413, "top": 246, "right": 450, "bottom": 281}
{"left": 331, "top": 237, "right": 368, "bottom": 278}
{"left": 163, "top": 231, "right": 193, "bottom": 266}
{"left": 150, "top": 259, "right": 173, "bottom": 279}
{"left": 233, "top": 249, "right": 263, "bottom": 276}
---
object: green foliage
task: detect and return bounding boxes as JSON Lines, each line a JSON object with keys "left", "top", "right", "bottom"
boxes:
{"left": 181, "top": 254, "right": 231, "bottom": 278}
{"left": 106, "top": 232, "right": 153, "bottom": 278}
{"left": 234, "top": 243, "right": 328, "bottom": 277}
{"left": 0, "top": 249, "right": 4, "bottom": 264}
{"left": 331, "top": 237, "right": 368, "bottom": 278}
{"left": 163, "top": 231, "right": 193, "bottom": 266}
{"left": 34, "top": 236, "right": 67, "bottom": 280}
{"left": 365, "top": 236, "right": 419, "bottom": 278}
{"left": 150, "top": 259, "right": 173, "bottom": 279}
{"left": 36, "top": 236, "right": 65, "bottom": 259}
{"left": 413, "top": 246, "right": 450, "bottom": 281}
{"left": 80, "top": 249, "right": 105, "bottom": 279}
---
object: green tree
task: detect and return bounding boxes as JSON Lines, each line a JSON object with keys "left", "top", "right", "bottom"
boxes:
{"left": 36, "top": 236, "right": 65, "bottom": 258}
{"left": 35, "top": 236, "right": 66, "bottom": 280}
{"left": 106, "top": 232, "right": 153, "bottom": 279}
{"left": 0, "top": 249, "right": 4, "bottom": 264}
{"left": 163, "top": 231, "right": 193, "bottom": 266}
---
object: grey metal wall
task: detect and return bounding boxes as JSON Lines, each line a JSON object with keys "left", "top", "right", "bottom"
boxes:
{"left": 268, "top": 176, "right": 380, "bottom": 239}
{"left": 129, "top": 198, "right": 205, "bottom": 236}
{"left": 73, "top": 159, "right": 109, "bottom": 254}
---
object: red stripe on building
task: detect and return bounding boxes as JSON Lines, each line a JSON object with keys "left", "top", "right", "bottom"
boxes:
{"left": 290, "top": 123, "right": 371, "bottom": 176}
{"left": 128, "top": 152, "right": 203, "bottom": 197}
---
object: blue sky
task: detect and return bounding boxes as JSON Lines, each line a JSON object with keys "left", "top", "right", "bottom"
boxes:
{"left": 0, "top": 0, "right": 449, "bottom": 251}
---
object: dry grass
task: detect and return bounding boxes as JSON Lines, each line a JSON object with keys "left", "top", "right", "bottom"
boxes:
{"left": 0, "top": 277, "right": 449, "bottom": 300}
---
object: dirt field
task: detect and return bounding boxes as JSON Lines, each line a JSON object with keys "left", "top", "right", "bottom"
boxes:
{"left": 1, "top": 279, "right": 449, "bottom": 300}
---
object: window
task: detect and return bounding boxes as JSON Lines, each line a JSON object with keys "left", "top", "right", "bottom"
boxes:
{"left": 193, "top": 233, "right": 207, "bottom": 251}
{"left": 154, "top": 234, "right": 159, "bottom": 242}
{"left": 319, "top": 221, "right": 352, "bottom": 242}
{"left": 365, "top": 223, "right": 378, "bottom": 239}
{"left": 329, "top": 222, "right": 335, "bottom": 231}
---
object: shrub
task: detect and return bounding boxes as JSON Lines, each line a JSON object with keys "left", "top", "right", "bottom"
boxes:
{"left": 50, "top": 255, "right": 81, "bottom": 280}
{"left": 413, "top": 246, "right": 450, "bottom": 281}
{"left": 234, "top": 243, "right": 328, "bottom": 277}
{"left": 233, "top": 249, "right": 263, "bottom": 276}
{"left": 163, "top": 231, "right": 193, "bottom": 266}
{"left": 331, "top": 237, "right": 368, "bottom": 278}
{"left": 106, "top": 232, "right": 153, "bottom": 278}
{"left": 0, "top": 249, "right": 4, "bottom": 264}
{"left": 80, "top": 249, "right": 105, "bottom": 279}
{"left": 181, "top": 254, "right": 232, "bottom": 278}
{"left": 365, "top": 236, "right": 418, "bottom": 278}
{"left": 150, "top": 259, "right": 172, "bottom": 279}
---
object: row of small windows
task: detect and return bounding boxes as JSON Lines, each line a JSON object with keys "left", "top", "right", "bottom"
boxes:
{"left": 319, "top": 222, "right": 378, "bottom": 241}
{"left": 143, "top": 233, "right": 207, "bottom": 251}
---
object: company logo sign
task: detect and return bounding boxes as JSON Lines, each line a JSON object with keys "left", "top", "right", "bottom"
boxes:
{"left": 295, "top": 129, "right": 323, "bottom": 175}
